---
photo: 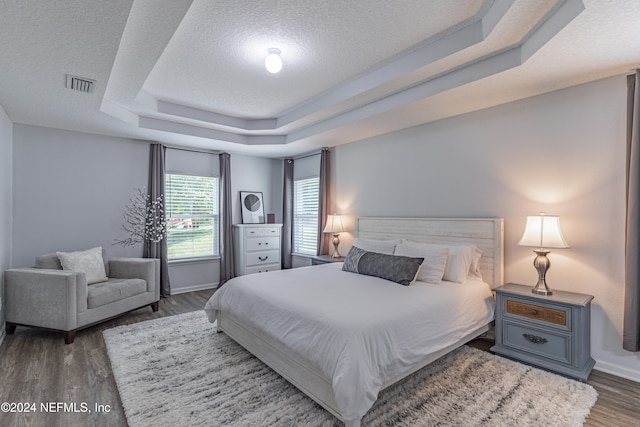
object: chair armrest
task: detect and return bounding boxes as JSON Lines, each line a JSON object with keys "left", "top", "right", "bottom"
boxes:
{"left": 109, "top": 258, "right": 160, "bottom": 299}
{"left": 4, "top": 268, "right": 86, "bottom": 331}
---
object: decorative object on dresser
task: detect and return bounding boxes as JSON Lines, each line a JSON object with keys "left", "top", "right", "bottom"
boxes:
{"left": 239, "top": 191, "right": 265, "bottom": 224}
{"left": 322, "top": 213, "right": 344, "bottom": 258}
{"left": 491, "top": 283, "right": 595, "bottom": 381}
{"left": 104, "top": 310, "right": 597, "bottom": 427}
{"left": 517, "top": 212, "right": 570, "bottom": 295}
{"left": 311, "top": 254, "right": 345, "bottom": 265}
{"left": 233, "top": 224, "right": 282, "bottom": 276}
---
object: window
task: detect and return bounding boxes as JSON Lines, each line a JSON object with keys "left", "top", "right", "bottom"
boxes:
{"left": 165, "top": 173, "right": 219, "bottom": 260}
{"left": 293, "top": 176, "right": 320, "bottom": 255}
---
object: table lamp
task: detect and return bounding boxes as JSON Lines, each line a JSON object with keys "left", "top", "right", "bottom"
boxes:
{"left": 517, "top": 212, "right": 570, "bottom": 295}
{"left": 323, "top": 214, "right": 344, "bottom": 258}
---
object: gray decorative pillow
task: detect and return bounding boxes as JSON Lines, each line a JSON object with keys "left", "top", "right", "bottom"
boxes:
{"left": 57, "top": 246, "right": 108, "bottom": 285}
{"left": 342, "top": 246, "right": 424, "bottom": 286}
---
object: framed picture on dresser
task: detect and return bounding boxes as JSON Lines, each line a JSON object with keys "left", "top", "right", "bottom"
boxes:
{"left": 240, "top": 191, "right": 265, "bottom": 224}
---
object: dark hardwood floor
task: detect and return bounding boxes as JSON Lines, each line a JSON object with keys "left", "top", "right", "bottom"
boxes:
{"left": 0, "top": 288, "right": 638, "bottom": 427}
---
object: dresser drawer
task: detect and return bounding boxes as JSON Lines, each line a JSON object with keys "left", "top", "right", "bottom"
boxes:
{"left": 246, "top": 250, "right": 279, "bottom": 266}
{"left": 506, "top": 299, "right": 569, "bottom": 330}
{"left": 503, "top": 321, "right": 572, "bottom": 365}
{"left": 245, "top": 264, "right": 281, "bottom": 275}
{"left": 245, "top": 227, "right": 281, "bottom": 237}
{"left": 246, "top": 236, "right": 279, "bottom": 252}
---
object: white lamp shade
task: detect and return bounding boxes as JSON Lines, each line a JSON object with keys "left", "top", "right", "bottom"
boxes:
{"left": 265, "top": 48, "right": 282, "bottom": 73}
{"left": 517, "top": 214, "right": 570, "bottom": 249}
{"left": 323, "top": 214, "right": 344, "bottom": 234}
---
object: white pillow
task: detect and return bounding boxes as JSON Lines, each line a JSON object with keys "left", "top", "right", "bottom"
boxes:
{"left": 394, "top": 242, "right": 449, "bottom": 284}
{"left": 352, "top": 238, "right": 401, "bottom": 255}
{"left": 468, "top": 246, "right": 484, "bottom": 280}
{"left": 445, "top": 245, "right": 476, "bottom": 283}
{"left": 402, "top": 241, "right": 478, "bottom": 283}
{"left": 57, "top": 246, "right": 108, "bottom": 285}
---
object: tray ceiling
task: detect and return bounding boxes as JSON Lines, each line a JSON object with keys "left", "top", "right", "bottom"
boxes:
{"left": 0, "top": 0, "right": 639, "bottom": 157}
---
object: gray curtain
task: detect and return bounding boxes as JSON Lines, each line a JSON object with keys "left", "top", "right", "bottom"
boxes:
{"left": 624, "top": 70, "right": 640, "bottom": 352}
{"left": 317, "top": 148, "right": 331, "bottom": 255}
{"left": 144, "top": 143, "right": 171, "bottom": 297}
{"left": 218, "top": 152, "right": 234, "bottom": 287}
{"left": 282, "top": 159, "right": 294, "bottom": 269}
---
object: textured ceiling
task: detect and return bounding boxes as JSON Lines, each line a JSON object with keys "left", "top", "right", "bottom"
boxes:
{"left": 144, "top": 0, "right": 485, "bottom": 118}
{"left": 0, "top": 0, "right": 639, "bottom": 158}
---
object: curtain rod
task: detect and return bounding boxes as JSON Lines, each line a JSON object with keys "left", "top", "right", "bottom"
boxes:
{"left": 292, "top": 147, "right": 328, "bottom": 161}
{"left": 164, "top": 143, "right": 328, "bottom": 159}
{"left": 164, "top": 144, "right": 221, "bottom": 155}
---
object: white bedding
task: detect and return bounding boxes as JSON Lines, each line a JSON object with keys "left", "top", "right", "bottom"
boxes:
{"left": 204, "top": 263, "right": 495, "bottom": 422}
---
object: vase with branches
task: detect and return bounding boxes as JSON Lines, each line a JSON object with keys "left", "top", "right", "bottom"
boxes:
{"left": 114, "top": 187, "right": 167, "bottom": 249}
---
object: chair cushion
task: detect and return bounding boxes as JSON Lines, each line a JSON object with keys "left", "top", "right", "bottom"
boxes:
{"left": 87, "top": 278, "right": 147, "bottom": 309}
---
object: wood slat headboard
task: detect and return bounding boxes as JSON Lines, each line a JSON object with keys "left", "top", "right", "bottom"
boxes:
{"left": 355, "top": 217, "right": 504, "bottom": 288}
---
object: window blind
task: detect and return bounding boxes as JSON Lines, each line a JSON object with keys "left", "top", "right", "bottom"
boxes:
{"left": 166, "top": 173, "right": 219, "bottom": 260}
{"left": 293, "top": 176, "right": 319, "bottom": 255}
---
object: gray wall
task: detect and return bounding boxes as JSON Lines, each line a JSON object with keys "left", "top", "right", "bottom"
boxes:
{"left": 0, "top": 104, "right": 12, "bottom": 339}
{"left": 12, "top": 125, "right": 149, "bottom": 267}
{"left": 332, "top": 75, "right": 639, "bottom": 381}
{"left": 11, "top": 125, "right": 282, "bottom": 292}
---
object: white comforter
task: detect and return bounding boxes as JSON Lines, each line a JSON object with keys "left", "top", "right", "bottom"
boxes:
{"left": 204, "top": 263, "right": 494, "bottom": 422}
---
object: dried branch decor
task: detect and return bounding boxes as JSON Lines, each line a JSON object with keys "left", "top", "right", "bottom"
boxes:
{"left": 114, "top": 188, "right": 166, "bottom": 247}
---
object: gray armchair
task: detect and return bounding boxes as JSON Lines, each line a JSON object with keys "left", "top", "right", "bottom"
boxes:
{"left": 4, "top": 249, "right": 160, "bottom": 344}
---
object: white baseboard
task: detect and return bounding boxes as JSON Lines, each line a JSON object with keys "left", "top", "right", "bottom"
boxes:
{"left": 594, "top": 359, "right": 640, "bottom": 383}
{"left": 171, "top": 282, "right": 218, "bottom": 295}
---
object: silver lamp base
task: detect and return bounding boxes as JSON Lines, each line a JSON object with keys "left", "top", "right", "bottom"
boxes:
{"left": 531, "top": 249, "right": 552, "bottom": 295}
{"left": 331, "top": 234, "right": 342, "bottom": 258}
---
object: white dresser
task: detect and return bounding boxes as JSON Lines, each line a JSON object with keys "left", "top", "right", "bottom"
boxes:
{"left": 233, "top": 224, "right": 282, "bottom": 276}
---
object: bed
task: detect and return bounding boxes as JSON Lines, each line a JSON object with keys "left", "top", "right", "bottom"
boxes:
{"left": 204, "top": 217, "right": 504, "bottom": 426}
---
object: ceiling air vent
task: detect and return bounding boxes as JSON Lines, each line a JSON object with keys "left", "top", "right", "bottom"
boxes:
{"left": 66, "top": 74, "right": 96, "bottom": 93}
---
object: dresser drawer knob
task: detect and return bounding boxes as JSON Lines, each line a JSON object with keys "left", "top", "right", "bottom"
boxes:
{"left": 530, "top": 309, "right": 538, "bottom": 315}
{"left": 259, "top": 256, "right": 269, "bottom": 261}
{"left": 523, "top": 333, "right": 548, "bottom": 344}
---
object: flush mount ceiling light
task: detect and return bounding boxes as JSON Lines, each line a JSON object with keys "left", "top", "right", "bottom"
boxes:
{"left": 265, "top": 48, "right": 282, "bottom": 73}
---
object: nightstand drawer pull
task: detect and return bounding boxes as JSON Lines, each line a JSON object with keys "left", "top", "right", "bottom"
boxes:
{"left": 523, "top": 333, "right": 548, "bottom": 344}
{"left": 258, "top": 256, "right": 269, "bottom": 261}
{"left": 507, "top": 301, "right": 567, "bottom": 326}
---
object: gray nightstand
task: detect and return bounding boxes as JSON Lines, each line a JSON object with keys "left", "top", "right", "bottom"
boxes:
{"left": 311, "top": 255, "right": 345, "bottom": 265}
{"left": 490, "top": 283, "right": 595, "bottom": 381}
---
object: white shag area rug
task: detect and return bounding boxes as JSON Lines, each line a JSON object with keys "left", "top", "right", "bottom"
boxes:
{"left": 103, "top": 311, "right": 597, "bottom": 427}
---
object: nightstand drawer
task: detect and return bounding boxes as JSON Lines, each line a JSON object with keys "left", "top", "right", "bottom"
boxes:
{"left": 507, "top": 300, "right": 567, "bottom": 326}
{"left": 503, "top": 321, "right": 571, "bottom": 365}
